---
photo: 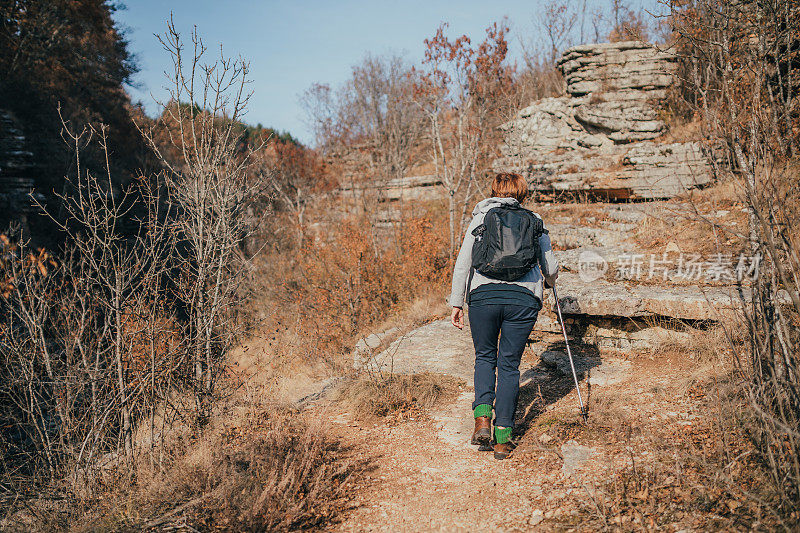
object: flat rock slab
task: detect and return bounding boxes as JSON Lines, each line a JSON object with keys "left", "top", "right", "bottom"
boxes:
{"left": 548, "top": 224, "right": 634, "bottom": 249}
{"left": 357, "top": 319, "right": 475, "bottom": 383}
{"left": 586, "top": 325, "right": 691, "bottom": 351}
{"left": 555, "top": 246, "right": 630, "bottom": 274}
{"left": 355, "top": 321, "right": 559, "bottom": 386}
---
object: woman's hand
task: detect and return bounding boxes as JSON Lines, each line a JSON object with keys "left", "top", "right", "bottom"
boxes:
{"left": 451, "top": 307, "right": 464, "bottom": 329}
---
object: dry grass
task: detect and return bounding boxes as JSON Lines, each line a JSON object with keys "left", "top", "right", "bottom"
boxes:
{"left": 519, "top": 337, "right": 786, "bottom": 530}
{"left": 639, "top": 180, "right": 749, "bottom": 258}
{"left": 391, "top": 292, "right": 450, "bottom": 327}
{"left": 137, "top": 413, "right": 358, "bottom": 532}
{"left": 583, "top": 388, "right": 631, "bottom": 430}
{"left": 633, "top": 209, "right": 744, "bottom": 257}
{"left": 534, "top": 201, "right": 615, "bottom": 227}
{"left": 580, "top": 379, "right": 787, "bottom": 531}
{"left": 651, "top": 323, "right": 737, "bottom": 363}
{"left": 336, "top": 372, "right": 463, "bottom": 419}
{"left": 679, "top": 177, "right": 745, "bottom": 210}
{"left": 658, "top": 116, "right": 704, "bottom": 144}
{"left": 520, "top": 312, "right": 762, "bottom": 528}
{"left": 1, "top": 405, "right": 364, "bottom": 532}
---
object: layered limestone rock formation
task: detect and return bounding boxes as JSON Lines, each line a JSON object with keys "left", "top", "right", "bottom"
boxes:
{"left": 532, "top": 200, "right": 747, "bottom": 335}
{"left": 496, "top": 41, "right": 717, "bottom": 200}
{"left": 0, "top": 110, "right": 36, "bottom": 217}
{"left": 337, "top": 174, "right": 441, "bottom": 203}
{"left": 561, "top": 42, "right": 674, "bottom": 141}
{"left": 340, "top": 42, "right": 717, "bottom": 204}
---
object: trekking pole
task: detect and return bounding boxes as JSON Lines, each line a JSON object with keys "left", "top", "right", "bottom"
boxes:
{"left": 551, "top": 286, "right": 588, "bottom": 423}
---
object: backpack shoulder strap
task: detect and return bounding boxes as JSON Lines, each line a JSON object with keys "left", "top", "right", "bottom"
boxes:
{"left": 521, "top": 208, "right": 546, "bottom": 234}
{"left": 466, "top": 266, "right": 475, "bottom": 305}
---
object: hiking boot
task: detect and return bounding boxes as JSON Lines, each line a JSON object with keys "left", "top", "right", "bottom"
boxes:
{"left": 493, "top": 441, "right": 516, "bottom": 460}
{"left": 471, "top": 416, "right": 492, "bottom": 446}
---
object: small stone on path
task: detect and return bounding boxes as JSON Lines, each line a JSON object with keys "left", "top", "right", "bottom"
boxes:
{"left": 561, "top": 440, "right": 595, "bottom": 477}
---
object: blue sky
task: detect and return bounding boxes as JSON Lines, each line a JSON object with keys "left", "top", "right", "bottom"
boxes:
{"left": 115, "top": 1, "right": 661, "bottom": 145}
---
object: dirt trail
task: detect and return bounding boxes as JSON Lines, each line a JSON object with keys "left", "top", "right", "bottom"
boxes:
{"left": 301, "top": 316, "right": 716, "bottom": 532}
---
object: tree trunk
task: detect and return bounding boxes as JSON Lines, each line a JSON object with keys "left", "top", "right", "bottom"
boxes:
{"left": 448, "top": 189, "right": 456, "bottom": 261}
{"left": 114, "top": 279, "right": 132, "bottom": 457}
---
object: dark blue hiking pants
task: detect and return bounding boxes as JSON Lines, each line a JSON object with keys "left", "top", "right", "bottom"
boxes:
{"left": 469, "top": 303, "right": 540, "bottom": 428}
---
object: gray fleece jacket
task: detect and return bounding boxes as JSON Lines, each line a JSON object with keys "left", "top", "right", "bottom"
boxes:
{"left": 448, "top": 197, "right": 559, "bottom": 308}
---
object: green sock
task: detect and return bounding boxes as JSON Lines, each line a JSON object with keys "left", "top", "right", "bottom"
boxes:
{"left": 473, "top": 404, "right": 492, "bottom": 418}
{"left": 495, "top": 426, "right": 512, "bottom": 444}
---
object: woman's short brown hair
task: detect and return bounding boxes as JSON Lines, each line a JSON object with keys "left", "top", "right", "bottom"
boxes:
{"left": 491, "top": 173, "right": 528, "bottom": 203}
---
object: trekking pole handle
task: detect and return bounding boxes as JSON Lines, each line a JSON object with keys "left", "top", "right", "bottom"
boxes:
{"left": 552, "top": 285, "right": 588, "bottom": 422}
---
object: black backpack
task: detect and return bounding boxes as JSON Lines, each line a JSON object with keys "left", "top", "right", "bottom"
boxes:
{"left": 470, "top": 205, "right": 546, "bottom": 282}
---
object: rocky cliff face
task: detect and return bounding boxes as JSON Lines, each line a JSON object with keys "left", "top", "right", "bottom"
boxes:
{"left": 0, "top": 110, "right": 37, "bottom": 223}
{"left": 495, "top": 41, "right": 716, "bottom": 200}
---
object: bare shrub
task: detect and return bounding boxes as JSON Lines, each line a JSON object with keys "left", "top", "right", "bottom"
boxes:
{"left": 259, "top": 140, "right": 331, "bottom": 248}
{"left": 345, "top": 54, "right": 426, "bottom": 184}
{"left": 303, "top": 53, "right": 425, "bottom": 176}
{"left": 137, "top": 18, "right": 264, "bottom": 420}
{"left": 0, "top": 18, "right": 274, "bottom": 514}
{"left": 302, "top": 53, "right": 426, "bottom": 257}
{"left": 737, "top": 163, "right": 800, "bottom": 519}
{"left": 607, "top": 0, "right": 650, "bottom": 42}
{"left": 538, "top": 0, "right": 578, "bottom": 64}
{"left": 0, "top": 16, "right": 391, "bottom": 532}
{"left": 511, "top": 51, "right": 565, "bottom": 108}
{"left": 0, "top": 119, "right": 179, "bottom": 494}
{"left": 243, "top": 199, "right": 450, "bottom": 389}
{"left": 289, "top": 210, "right": 449, "bottom": 355}
{"left": 667, "top": 0, "right": 800, "bottom": 520}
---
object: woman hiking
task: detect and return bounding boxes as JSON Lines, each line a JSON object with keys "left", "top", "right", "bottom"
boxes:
{"left": 449, "top": 173, "right": 559, "bottom": 460}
